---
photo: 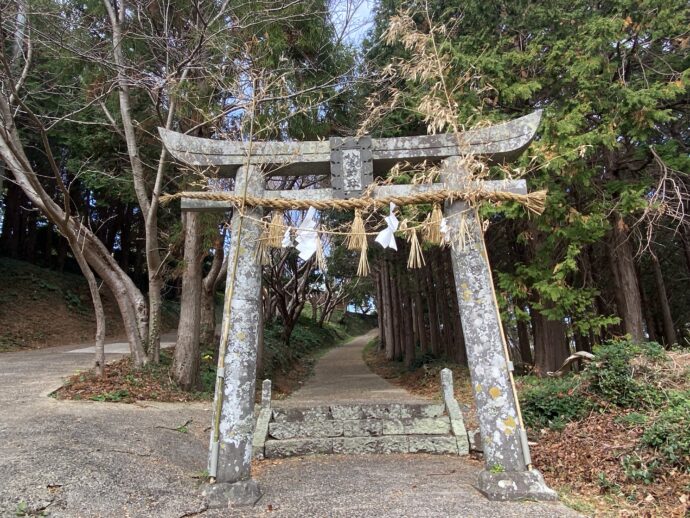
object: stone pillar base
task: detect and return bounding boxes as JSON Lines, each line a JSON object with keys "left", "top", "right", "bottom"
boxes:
{"left": 203, "top": 479, "right": 262, "bottom": 509}
{"left": 476, "top": 469, "right": 558, "bottom": 501}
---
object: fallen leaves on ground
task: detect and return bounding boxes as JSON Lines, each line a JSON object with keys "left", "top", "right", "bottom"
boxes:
{"left": 532, "top": 410, "right": 689, "bottom": 517}
{"left": 56, "top": 354, "right": 210, "bottom": 403}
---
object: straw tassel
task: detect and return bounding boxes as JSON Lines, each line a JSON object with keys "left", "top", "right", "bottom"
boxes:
{"left": 346, "top": 209, "right": 367, "bottom": 251}
{"left": 525, "top": 189, "right": 547, "bottom": 216}
{"left": 356, "top": 239, "right": 370, "bottom": 277}
{"left": 456, "top": 211, "right": 474, "bottom": 251}
{"left": 424, "top": 203, "right": 443, "bottom": 245}
{"left": 267, "top": 211, "right": 286, "bottom": 248}
{"left": 256, "top": 228, "right": 272, "bottom": 266}
{"left": 407, "top": 228, "right": 425, "bottom": 269}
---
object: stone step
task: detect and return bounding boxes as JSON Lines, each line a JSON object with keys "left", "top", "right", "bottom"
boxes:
{"left": 271, "top": 402, "right": 445, "bottom": 423}
{"left": 268, "top": 416, "right": 452, "bottom": 440}
{"left": 253, "top": 372, "right": 470, "bottom": 460}
{"left": 264, "top": 434, "right": 466, "bottom": 458}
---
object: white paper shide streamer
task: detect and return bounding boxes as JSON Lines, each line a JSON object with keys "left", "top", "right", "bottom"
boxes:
{"left": 375, "top": 203, "right": 399, "bottom": 251}
{"left": 295, "top": 207, "right": 319, "bottom": 260}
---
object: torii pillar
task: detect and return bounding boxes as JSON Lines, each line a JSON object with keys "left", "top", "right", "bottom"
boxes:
{"left": 442, "top": 157, "right": 556, "bottom": 500}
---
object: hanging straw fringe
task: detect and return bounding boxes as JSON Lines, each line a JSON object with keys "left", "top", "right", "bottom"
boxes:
{"left": 455, "top": 211, "right": 474, "bottom": 251}
{"left": 424, "top": 203, "right": 443, "bottom": 244}
{"left": 407, "top": 229, "right": 425, "bottom": 269}
{"left": 357, "top": 239, "right": 370, "bottom": 277}
{"left": 256, "top": 232, "right": 271, "bottom": 266}
{"left": 346, "top": 209, "right": 367, "bottom": 251}
{"left": 267, "top": 211, "right": 286, "bottom": 248}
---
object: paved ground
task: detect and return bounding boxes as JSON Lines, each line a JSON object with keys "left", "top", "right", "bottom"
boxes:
{"left": 281, "top": 330, "right": 427, "bottom": 405}
{"left": 0, "top": 333, "right": 580, "bottom": 517}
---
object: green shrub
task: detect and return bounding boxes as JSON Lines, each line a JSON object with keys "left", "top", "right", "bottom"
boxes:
{"left": 614, "top": 412, "right": 649, "bottom": 427}
{"left": 641, "top": 390, "right": 690, "bottom": 470}
{"left": 586, "top": 341, "right": 666, "bottom": 408}
{"left": 621, "top": 454, "right": 660, "bottom": 484}
{"left": 520, "top": 375, "right": 592, "bottom": 429}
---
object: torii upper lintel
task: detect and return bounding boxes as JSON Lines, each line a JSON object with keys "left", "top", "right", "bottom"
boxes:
{"left": 158, "top": 110, "right": 542, "bottom": 178}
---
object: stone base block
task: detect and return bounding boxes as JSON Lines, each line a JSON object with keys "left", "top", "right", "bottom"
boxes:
{"left": 408, "top": 436, "right": 458, "bottom": 454}
{"left": 203, "top": 479, "right": 262, "bottom": 509}
{"left": 265, "top": 438, "right": 333, "bottom": 458}
{"left": 269, "top": 420, "right": 344, "bottom": 440}
{"left": 382, "top": 417, "right": 451, "bottom": 435}
{"left": 333, "top": 436, "right": 408, "bottom": 454}
{"left": 476, "top": 469, "right": 558, "bottom": 501}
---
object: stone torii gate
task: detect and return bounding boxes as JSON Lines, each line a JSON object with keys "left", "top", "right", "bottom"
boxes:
{"left": 159, "top": 110, "right": 556, "bottom": 506}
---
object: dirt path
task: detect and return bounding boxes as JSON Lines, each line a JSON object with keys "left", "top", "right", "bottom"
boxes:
{"left": 0, "top": 332, "right": 580, "bottom": 517}
{"left": 284, "top": 330, "right": 427, "bottom": 405}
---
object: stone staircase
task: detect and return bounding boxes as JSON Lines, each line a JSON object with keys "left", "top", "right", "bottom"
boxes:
{"left": 253, "top": 369, "right": 470, "bottom": 459}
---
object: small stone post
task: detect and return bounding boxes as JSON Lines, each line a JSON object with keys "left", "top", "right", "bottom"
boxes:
{"left": 205, "top": 165, "right": 264, "bottom": 508}
{"left": 442, "top": 157, "right": 556, "bottom": 501}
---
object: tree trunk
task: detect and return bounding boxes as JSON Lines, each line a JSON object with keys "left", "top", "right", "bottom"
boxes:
{"left": 403, "top": 288, "right": 415, "bottom": 368}
{"left": 413, "top": 270, "right": 429, "bottom": 354}
{"left": 516, "top": 301, "right": 533, "bottom": 365}
{"left": 383, "top": 259, "right": 396, "bottom": 360}
{"left": 680, "top": 226, "right": 690, "bottom": 276}
{"left": 651, "top": 254, "right": 677, "bottom": 347}
{"left": 532, "top": 304, "right": 569, "bottom": 376}
{"left": 432, "top": 251, "right": 452, "bottom": 358}
{"left": 424, "top": 263, "right": 441, "bottom": 356}
{"left": 375, "top": 268, "right": 385, "bottom": 351}
{"left": 172, "top": 212, "right": 203, "bottom": 390}
{"left": 68, "top": 235, "right": 106, "bottom": 377}
{"left": 392, "top": 261, "right": 404, "bottom": 361}
{"left": 638, "top": 265, "right": 658, "bottom": 343}
{"left": 443, "top": 250, "right": 467, "bottom": 365}
{"left": 200, "top": 241, "right": 227, "bottom": 347}
{"left": 608, "top": 214, "right": 644, "bottom": 342}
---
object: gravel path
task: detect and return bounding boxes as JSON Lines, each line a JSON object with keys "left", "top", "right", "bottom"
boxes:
{"left": 0, "top": 333, "right": 580, "bottom": 517}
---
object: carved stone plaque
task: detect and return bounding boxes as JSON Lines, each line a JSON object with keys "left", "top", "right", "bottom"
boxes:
{"left": 329, "top": 136, "right": 373, "bottom": 199}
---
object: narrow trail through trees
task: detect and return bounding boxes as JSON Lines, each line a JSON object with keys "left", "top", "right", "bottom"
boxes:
{"left": 282, "top": 329, "right": 428, "bottom": 405}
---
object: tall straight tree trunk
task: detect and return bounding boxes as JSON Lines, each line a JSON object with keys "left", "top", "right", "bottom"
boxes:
{"left": 638, "top": 265, "right": 658, "bottom": 342}
{"left": 424, "top": 263, "right": 441, "bottom": 356}
{"left": 532, "top": 303, "right": 569, "bottom": 376}
{"left": 383, "top": 259, "right": 396, "bottom": 360}
{"left": 681, "top": 226, "right": 690, "bottom": 276}
{"left": 403, "top": 288, "right": 415, "bottom": 368}
{"left": 608, "top": 214, "right": 645, "bottom": 342}
{"left": 516, "top": 316, "right": 533, "bottom": 366}
{"left": 413, "top": 270, "right": 429, "bottom": 354}
{"left": 172, "top": 212, "right": 203, "bottom": 390}
{"left": 392, "top": 262, "right": 404, "bottom": 361}
{"left": 443, "top": 250, "right": 467, "bottom": 365}
{"left": 375, "top": 269, "right": 386, "bottom": 351}
{"left": 651, "top": 254, "right": 677, "bottom": 347}
{"left": 432, "top": 251, "right": 452, "bottom": 358}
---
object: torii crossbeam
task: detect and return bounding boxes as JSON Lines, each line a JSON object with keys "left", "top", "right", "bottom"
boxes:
{"left": 159, "top": 110, "right": 556, "bottom": 506}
